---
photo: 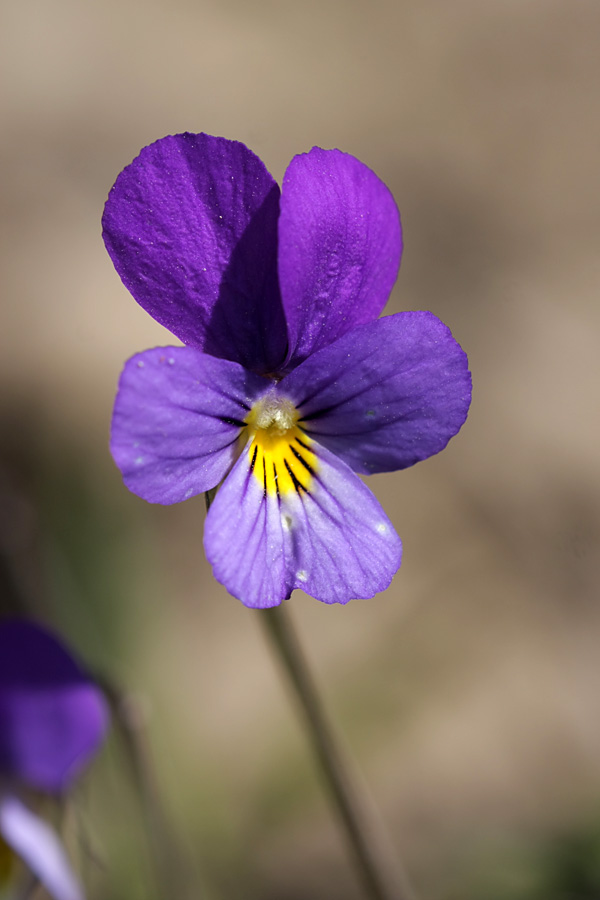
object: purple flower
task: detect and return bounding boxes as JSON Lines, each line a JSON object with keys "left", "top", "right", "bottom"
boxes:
{"left": 104, "top": 133, "right": 471, "bottom": 608}
{"left": 0, "top": 620, "right": 108, "bottom": 900}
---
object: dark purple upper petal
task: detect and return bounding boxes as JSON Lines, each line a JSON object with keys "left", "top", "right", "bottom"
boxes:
{"left": 279, "top": 312, "right": 471, "bottom": 474}
{"left": 111, "top": 346, "right": 267, "bottom": 504}
{"left": 102, "top": 133, "right": 287, "bottom": 374}
{"left": 278, "top": 147, "right": 402, "bottom": 369}
{"left": 0, "top": 621, "right": 107, "bottom": 794}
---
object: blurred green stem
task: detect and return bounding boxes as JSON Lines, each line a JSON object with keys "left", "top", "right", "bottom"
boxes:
{"left": 260, "top": 603, "right": 416, "bottom": 900}
{"left": 100, "top": 679, "right": 200, "bottom": 900}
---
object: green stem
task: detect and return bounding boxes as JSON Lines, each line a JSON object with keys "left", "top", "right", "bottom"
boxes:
{"left": 260, "top": 603, "right": 416, "bottom": 900}
{"left": 100, "top": 679, "right": 198, "bottom": 900}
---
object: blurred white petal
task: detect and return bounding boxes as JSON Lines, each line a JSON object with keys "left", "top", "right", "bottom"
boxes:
{"left": 0, "top": 791, "right": 83, "bottom": 900}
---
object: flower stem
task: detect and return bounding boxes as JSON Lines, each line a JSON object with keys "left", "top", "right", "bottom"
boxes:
{"left": 260, "top": 603, "right": 416, "bottom": 900}
{"left": 100, "top": 678, "right": 201, "bottom": 900}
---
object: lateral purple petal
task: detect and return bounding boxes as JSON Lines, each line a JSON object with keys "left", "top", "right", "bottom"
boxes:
{"left": 280, "top": 312, "right": 472, "bottom": 474}
{"left": 111, "top": 346, "right": 266, "bottom": 504}
{"left": 278, "top": 147, "right": 402, "bottom": 368}
{"left": 0, "top": 621, "right": 107, "bottom": 794}
{"left": 0, "top": 792, "right": 83, "bottom": 900}
{"left": 204, "top": 438, "right": 401, "bottom": 607}
{"left": 102, "top": 133, "right": 287, "bottom": 373}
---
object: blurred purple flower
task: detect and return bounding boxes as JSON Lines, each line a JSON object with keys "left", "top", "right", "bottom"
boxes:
{"left": 104, "top": 133, "right": 471, "bottom": 608}
{"left": 0, "top": 620, "right": 108, "bottom": 900}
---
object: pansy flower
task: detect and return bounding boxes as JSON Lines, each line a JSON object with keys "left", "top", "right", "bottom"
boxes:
{"left": 0, "top": 620, "right": 107, "bottom": 900}
{"left": 104, "top": 133, "right": 471, "bottom": 608}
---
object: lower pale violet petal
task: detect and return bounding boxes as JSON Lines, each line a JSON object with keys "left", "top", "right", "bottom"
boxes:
{"left": 280, "top": 311, "right": 472, "bottom": 474}
{"left": 204, "top": 433, "right": 401, "bottom": 607}
{"left": 0, "top": 792, "right": 83, "bottom": 900}
{"left": 204, "top": 437, "right": 292, "bottom": 608}
{"left": 111, "top": 346, "right": 267, "bottom": 504}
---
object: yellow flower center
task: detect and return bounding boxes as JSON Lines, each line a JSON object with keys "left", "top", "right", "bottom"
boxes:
{"left": 245, "top": 394, "right": 318, "bottom": 497}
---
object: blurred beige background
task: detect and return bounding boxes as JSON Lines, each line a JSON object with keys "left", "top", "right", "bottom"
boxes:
{"left": 1, "top": 1, "right": 600, "bottom": 898}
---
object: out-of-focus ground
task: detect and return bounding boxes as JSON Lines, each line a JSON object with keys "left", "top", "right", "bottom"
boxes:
{"left": 1, "top": 1, "right": 600, "bottom": 898}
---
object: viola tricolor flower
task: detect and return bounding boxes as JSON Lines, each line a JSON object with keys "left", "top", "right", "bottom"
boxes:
{"left": 104, "top": 133, "right": 471, "bottom": 608}
{"left": 0, "top": 620, "right": 107, "bottom": 900}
